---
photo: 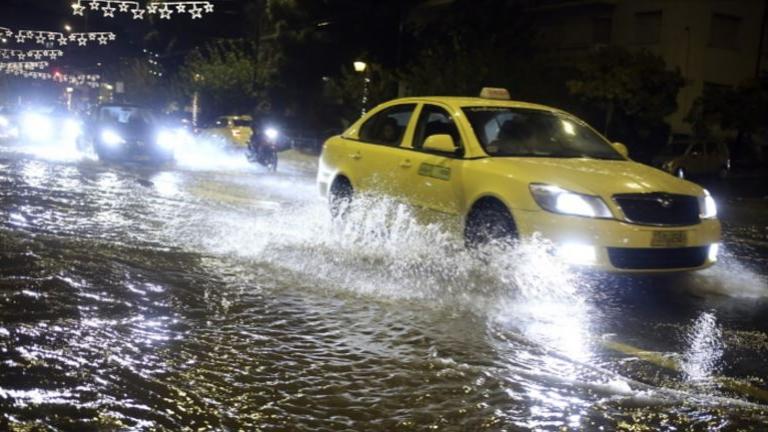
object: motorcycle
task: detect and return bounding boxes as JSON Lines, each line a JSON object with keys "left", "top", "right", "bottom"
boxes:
{"left": 247, "top": 126, "right": 280, "bottom": 171}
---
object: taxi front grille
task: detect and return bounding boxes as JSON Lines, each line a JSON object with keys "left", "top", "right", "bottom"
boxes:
{"left": 613, "top": 193, "right": 699, "bottom": 226}
{"left": 608, "top": 247, "right": 708, "bottom": 270}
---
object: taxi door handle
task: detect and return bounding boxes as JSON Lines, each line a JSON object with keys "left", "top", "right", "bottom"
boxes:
{"left": 349, "top": 152, "right": 362, "bottom": 160}
{"left": 400, "top": 159, "right": 412, "bottom": 168}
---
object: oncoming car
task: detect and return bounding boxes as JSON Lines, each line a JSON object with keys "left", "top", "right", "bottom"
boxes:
{"left": 317, "top": 89, "right": 721, "bottom": 273}
{"left": 79, "top": 104, "right": 189, "bottom": 163}
{"left": 202, "top": 115, "right": 253, "bottom": 148}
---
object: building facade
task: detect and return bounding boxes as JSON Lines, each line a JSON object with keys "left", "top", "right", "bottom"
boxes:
{"left": 531, "top": 0, "right": 767, "bottom": 133}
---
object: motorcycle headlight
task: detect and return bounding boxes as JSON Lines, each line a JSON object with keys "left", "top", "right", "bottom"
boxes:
{"left": 101, "top": 129, "right": 124, "bottom": 146}
{"left": 698, "top": 190, "right": 717, "bottom": 219}
{"left": 264, "top": 127, "right": 279, "bottom": 141}
{"left": 530, "top": 184, "right": 613, "bottom": 218}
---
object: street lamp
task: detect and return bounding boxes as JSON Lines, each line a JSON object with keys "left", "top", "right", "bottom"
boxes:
{"left": 64, "top": 24, "right": 72, "bottom": 32}
{"left": 353, "top": 61, "right": 369, "bottom": 117}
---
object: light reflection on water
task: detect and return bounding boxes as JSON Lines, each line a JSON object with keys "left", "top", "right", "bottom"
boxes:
{"left": 0, "top": 146, "right": 767, "bottom": 430}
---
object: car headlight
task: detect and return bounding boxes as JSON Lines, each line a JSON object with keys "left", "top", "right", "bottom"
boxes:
{"left": 22, "top": 113, "right": 53, "bottom": 141}
{"left": 530, "top": 183, "right": 612, "bottom": 218}
{"left": 698, "top": 190, "right": 717, "bottom": 219}
{"left": 101, "top": 129, "right": 125, "bottom": 146}
{"left": 157, "top": 130, "right": 178, "bottom": 150}
{"left": 0, "top": 115, "right": 9, "bottom": 128}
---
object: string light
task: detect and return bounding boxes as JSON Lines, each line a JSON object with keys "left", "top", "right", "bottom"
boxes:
{"left": 0, "top": 49, "right": 64, "bottom": 61}
{"left": 0, "top": 61, "right": 50, "bottom": 71}
{"left": 0, "top": 68, "right": 101, "bottom": 87}
{"left": 71, "top": 1, "right": 214, "bottom": 20}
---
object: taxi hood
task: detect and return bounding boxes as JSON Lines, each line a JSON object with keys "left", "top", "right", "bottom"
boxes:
{"left": 490, "top": 157, "right": 704, "bottom": 197}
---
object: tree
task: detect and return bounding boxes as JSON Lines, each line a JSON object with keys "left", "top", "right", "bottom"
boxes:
{"left": 324, "top": 63, "right": 399, "bottom": 127}
{"left": 567, "top": 46, "right": 684, "bottom": 138}
{"left": 112, "top": 58, "right": 167, "bottom": 108}
{"left": 177, "top": 39, "right": 267, "bottom": 118}
{"left": 689, "top": 79, "right": 768, "bottom": 161}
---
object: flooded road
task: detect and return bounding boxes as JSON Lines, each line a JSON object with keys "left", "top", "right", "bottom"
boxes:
{"left": 1, "top": 140, "right": 767, "bottom": 431}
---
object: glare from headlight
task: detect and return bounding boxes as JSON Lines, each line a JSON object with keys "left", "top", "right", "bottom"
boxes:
{"left": 265, "top": 127, "right": 279, "bottom": 140}
{"left": 157, "top": 130, "right": 177, "bottom": 150}
{"left": 530, "top": 184, "right": 612, "bottom": 218}
{"left": 101, "top": 129, "right": 124, "bottom": 146}
{"left": 708, "top": 243, "right": 719, "bottom": 262}
{"left": 22, "top": 112, "right": 53, "bottom": 141}
{"left": 699, "top": 190, "right": 717, "bottom": 219}
{"left": 0, "top": 115, "right": 9, "bottom": 128}
{"left": 63, "top": 119, "right": 81, "bottom": 138}
{"left": 557, "top": 243, "right": 597, "bottom": 265}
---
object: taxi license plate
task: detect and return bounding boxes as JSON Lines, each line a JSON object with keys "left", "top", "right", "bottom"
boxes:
{"left": 651, "top": 230, "right": 687, "bottom": 248}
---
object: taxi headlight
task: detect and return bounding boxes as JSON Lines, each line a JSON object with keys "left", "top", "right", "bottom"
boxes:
{"left": 530, "top": 184, "right": 612, "bottom": 218}
{"left": 698, "top": 190, "right": 717, "bottom": 219}
{"left": 101, "top": 129, "right": 124, "bottom": 147}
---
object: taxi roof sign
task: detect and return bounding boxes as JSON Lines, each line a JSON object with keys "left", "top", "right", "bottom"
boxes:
{"left": 479, "top": 87, "right": 511, "bottom": 100}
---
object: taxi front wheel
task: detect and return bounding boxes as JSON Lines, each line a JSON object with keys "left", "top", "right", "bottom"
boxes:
{"left": 464, "top": 199, "right": 518, "bottom": 248}
{"left": 329, "top": 177, "right": 353, "bottom": 219}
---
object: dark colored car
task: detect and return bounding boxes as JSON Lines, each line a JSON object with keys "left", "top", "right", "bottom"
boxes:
{"left": 79, "top": 104, "right": 188, "bottom": 163}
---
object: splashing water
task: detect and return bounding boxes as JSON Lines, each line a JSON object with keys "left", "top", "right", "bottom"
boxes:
{"left": 681, "top": 311, "right": 724, "bottom": 383}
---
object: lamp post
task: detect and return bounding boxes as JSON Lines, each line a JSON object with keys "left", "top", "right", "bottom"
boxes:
{"left": 353, "top": 61, "right": 369, "bottom": 117}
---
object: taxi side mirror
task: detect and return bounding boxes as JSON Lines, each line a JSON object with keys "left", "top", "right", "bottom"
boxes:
{"left": 612, "top": 142, "right": 629, "bottom": 159}
{"left": 423, "top": 134, "right": 457, "bottom": 154}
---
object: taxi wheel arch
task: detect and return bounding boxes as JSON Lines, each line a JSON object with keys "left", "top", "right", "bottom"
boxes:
{"left": 329, "top": 175, "right": 353, "bottom": 218}
{"left": 464, "top": 197, "right": 518, "bottom": 248}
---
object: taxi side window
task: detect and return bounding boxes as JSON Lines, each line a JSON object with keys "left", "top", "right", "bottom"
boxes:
{"left": 359, "top": 104, "right": 416, "bottom": 146}
{"left": 413, "top": 105, "right": 463, "bottom": 153}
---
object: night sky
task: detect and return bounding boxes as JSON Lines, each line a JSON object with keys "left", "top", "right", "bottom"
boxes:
{"left": 0, "top": 0, "right": 248, "bottom": 72}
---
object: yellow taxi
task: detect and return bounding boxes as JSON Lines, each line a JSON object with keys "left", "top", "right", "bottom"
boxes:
{"left": 316, "top": 89, "right": 721, "bottom": 272}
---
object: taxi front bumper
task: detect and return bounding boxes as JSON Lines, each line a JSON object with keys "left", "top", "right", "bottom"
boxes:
{"left": 513, "top": 209, "right": 721, "bottom": 273}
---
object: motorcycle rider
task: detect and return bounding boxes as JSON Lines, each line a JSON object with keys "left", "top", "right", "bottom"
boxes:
{"left": 247, "top": 116, "right": 281, "bottom": 171}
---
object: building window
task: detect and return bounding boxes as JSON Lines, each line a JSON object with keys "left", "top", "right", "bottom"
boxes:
{"left": 593, "top": 17, "right": 612, "bottom": 44}
{"left": 709, "top": 13, "right": 741, "bottom": 50}
{"left": 634, "top": 11, "right": 662, "bottom": 44}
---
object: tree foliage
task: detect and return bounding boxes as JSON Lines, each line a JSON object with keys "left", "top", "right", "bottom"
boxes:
{"left": 567, "top": 46, "right": 684, "bottom": 136}
{"left": 177, "top": 39, "right": 267, "bottom": 117}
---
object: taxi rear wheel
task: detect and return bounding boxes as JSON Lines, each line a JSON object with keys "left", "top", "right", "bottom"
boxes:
{"left": 329, "top": 177, "right": 353, "bottom": 219}
{"left": 464, "top": 199, "right": 518, "bottom": 248}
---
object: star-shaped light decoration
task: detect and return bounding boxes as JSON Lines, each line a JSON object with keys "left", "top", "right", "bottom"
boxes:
{"left": 189, "top": 5, "right": 203, "bottom": 19}
{"left": 147, "top": 4, "right": 159, "bottom": 14}
{"left": 97, "top": 34, "right": 109, "bottom": 45}
{"left": 118, "top": 2, "right": 130, "bottom": 12}
{"left": 88, "top": 33, "right": 97, "bottom": 40}
{"left": 108, "top": 33, "right": 117, "bottom": 41}
{"left": 78, "top": 36, "right": 88, "bottom": 46}
{"left": 102, "top": 4, "right": 116, "bottom": 17}
{"left": 132, "top": 8, "right": 145, "bottom": 19}
{"left": 88, "top": 0, "right": 101, "bottom": 11}
{"left": 35, "top": 35, "right": 47, "bottom": 44}
{"left": 69, "top": 34, "right": 78, "bottom": 41}
{"left": 47, "top": 33, "right": 56, "bottom": 40}
{"left": 159, "top": 5, "right": 173, "bottom": 19}
{"left": 204, "top": 2, "right": 214, "bottom": 13}
{"left": 58, "top": 36, "right": 69, "bottom": 46}
{"left": 15, "top": 35, "right": 26, "bottom": 43}
{"left": 72, "top": 2, "right": 86, "bottom": 16}
{"left": 176, "top": 4, "right": 187, "bottom": 13}
{"left": 17, "top": 53, "right": 26, "bottom": 60}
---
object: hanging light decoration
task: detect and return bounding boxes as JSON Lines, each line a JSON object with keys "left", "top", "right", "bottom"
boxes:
{"left": 0, "top": 68, "right": 101, "bottom": 88}
{"left": 71, "top": 1, "right": 215, "bottom": 20}
{"left": 0, "top": 61, "right": 50, "bottom": 72}
{"left": 0, "top": 49, "right": 64, "bottom": 61}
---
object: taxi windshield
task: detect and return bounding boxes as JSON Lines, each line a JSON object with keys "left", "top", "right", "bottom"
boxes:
{"left": 463, "top": 107, "right": 623, "bottom": 160}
